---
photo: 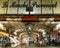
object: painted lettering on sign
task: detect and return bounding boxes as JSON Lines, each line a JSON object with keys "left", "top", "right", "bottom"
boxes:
{"left": 2, "top": 1, "right": 57, "bottom": 8}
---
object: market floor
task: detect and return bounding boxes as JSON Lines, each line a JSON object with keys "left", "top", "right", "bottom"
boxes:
{"left": 16, "top": 44, "right": 60, "bottom": 48}
{"left": 0, "top": 44, "right": 60, "bottom": 48}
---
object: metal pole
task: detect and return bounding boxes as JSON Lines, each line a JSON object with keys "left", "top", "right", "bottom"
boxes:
{"left": 28, "top": 0, "right": 31, "bottom": 16}
{"left": 51, "top": 0, "right": 54, "bottom": 14}
{"left": 41, "top": 0, "right": 42, "bottom": 15}
{"left": 6, "top": 0, "right": 9, "bottom": 14}
{"left": 17, "top": 0, "right": 20, "bottom": 15}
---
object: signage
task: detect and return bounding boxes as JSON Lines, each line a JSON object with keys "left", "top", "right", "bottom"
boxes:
{"left": 22, "top": 17, "right": 39, "bottom": 21}
{"left": 0, "top": 18, "right": 60, "bottom": 21}
{"left": 0, "top": 0, "right": 60, "bottom": 15}
{"left": 2, "top": 0, "right": 57, "bottom": 8}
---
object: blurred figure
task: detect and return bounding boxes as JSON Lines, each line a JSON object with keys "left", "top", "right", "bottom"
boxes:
{"left": 22, "top": 37, "right": 29, "bottom": 46}
{"left": 10, "top": 35, "right": 20, "bottom": 47}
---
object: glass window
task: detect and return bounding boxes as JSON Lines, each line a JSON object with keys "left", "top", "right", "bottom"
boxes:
{"left": 0, "top": 0, "right": 7, "bottom": 14}
{"left": 8, "top": 0, "right": 17, "bottom": 14}
{"left": 53, "top": 0, "right": 60, "bottom": 14}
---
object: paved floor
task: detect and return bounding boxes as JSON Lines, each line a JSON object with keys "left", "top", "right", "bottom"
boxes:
{"left": 0, "top": 44, "right": 60, "bottom": 48}
{"left": 16, "top": 44, "right": 60, "bottom": 48}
